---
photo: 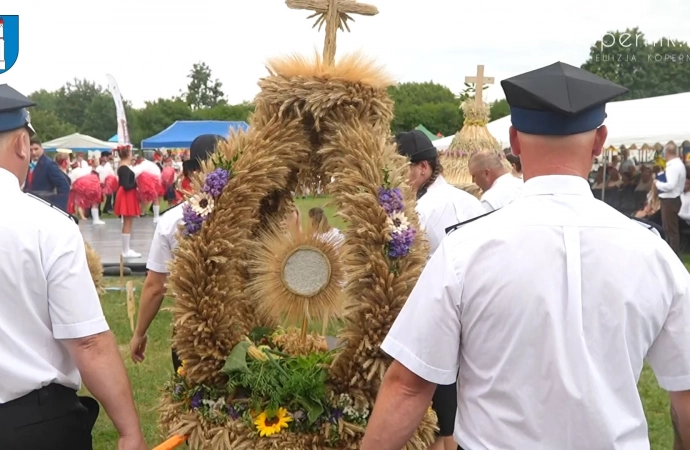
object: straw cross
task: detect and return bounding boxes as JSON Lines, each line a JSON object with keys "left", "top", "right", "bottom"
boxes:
{"left": 285, "top": 0, "right": 378, "bottom": 66}
{"left": 465, "top": 65, "right": 494, "bottom": 106}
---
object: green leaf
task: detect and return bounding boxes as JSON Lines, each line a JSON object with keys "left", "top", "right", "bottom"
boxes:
{"left": 249, "top": 327, "right": 273, "bottom": 343}
{"left": 222, "top": 341, "right": 251, "bottom": 374}
{"left": 297, "top": 397, "right": 324, "bottom": 425}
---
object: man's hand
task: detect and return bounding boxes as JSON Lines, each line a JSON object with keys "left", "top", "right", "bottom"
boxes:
{"left": 129, "top": 334, "right": 148, "bottom": 363}
{"left": 118, "top": 434, "right": 147, "bottom": 450}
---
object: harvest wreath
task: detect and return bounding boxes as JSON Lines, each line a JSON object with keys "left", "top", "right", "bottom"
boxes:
{"left": 158, "top": 53, "right": 438, "bottom": 450}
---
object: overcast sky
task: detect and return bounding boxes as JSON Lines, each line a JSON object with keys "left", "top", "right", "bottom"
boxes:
{"left": 2, "top": 0, "right": 690, "bottom": 108}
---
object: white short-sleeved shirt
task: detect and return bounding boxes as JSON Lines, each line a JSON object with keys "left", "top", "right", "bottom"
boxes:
{"left": 0, "top": 168, "right": 109, "bottom": 403}
{"left": 96, "top": 162, "right": 115, "bottom": 183}
{"left": 416, "top": 176, "right": 485, "bottom": 255}
{"left": 146, "top": 204, "right": 184, "bottom": 274}
{"left": 382, "top": 175, "right": 690, "bottom": 450}
{"left": 480, "top": 172, "right": 523, "bottom": 212}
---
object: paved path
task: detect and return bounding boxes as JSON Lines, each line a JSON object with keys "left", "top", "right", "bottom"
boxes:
{"left": 80, "top": 217, "right": 156, "bottom": 268}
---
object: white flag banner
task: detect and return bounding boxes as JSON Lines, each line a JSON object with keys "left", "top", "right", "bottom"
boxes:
{"left": 106, "top": 74, "right": 130, "bottom": 145}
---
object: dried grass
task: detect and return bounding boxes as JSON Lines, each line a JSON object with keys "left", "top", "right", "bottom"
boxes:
{"left": 442, "top": 100, "right": 510, "bottom": 191}
{"left": 247, "top": 220, "right": 345, "bottom": 325}
{"left": 162, "top": 55, "right": 436, "bottom": 448}
{"left": 84, "top": 240, "right": 104, "bottom": 296}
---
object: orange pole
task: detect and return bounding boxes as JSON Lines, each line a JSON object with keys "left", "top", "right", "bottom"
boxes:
{"left": 153, "top": 435, "right": 187, "bottom": 450}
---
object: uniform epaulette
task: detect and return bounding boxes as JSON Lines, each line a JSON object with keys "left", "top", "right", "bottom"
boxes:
{"left": 630, "top": 216, "right": 663, "bottom": 238}
{"left": 445, "top": 209, "right": 498, "bottom": 235}
{"left": 159, "top": 204, "right": 180, "bottom": 216}
{"left": 26, "top": 193, "right": 79, "bottom": 225}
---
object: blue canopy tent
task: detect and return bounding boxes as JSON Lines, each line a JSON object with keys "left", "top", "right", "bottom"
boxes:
{"left": 140, "top": 120, "right": 249, "bottom": 149}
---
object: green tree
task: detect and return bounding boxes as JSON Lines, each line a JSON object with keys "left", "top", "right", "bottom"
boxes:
{"left": 132, "top": 98, "right": 193, "bottom": 147}
{"left": 389, "top": 82, "right": 462, "bottom": 135}
{"left": 192, "top": 102, "right": 255, "bottom": 122}
{"left": 185, "top": 62, "right": 226, "bottom": 109}
{"left": 582, "top": 28, "right": 690, "bottom": 100}
{"left": 489, "top": 99, "right": 510, "bottom": 121}
{"left": 30, "top": 109, "right": 77, "bottom": 142}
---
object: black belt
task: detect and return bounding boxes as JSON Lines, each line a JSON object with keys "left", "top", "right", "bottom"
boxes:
{"left": 0, "top": 384, "right": 98, "bottom": 430}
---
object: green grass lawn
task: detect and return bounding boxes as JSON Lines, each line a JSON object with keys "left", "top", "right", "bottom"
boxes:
{"left": 85, "top": 200, "right": 680, "bottom": 448}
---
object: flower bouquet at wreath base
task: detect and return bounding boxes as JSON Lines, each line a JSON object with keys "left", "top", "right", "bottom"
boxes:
{"left": 163, "top": 327, "right": 373, "bottom": 448}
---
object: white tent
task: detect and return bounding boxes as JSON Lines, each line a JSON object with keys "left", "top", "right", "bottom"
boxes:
{"left": 435, "top": 92, "right": 690, "bottom": 152}
{"left": 41, "top": 133, "right": 118, "bottom": 152}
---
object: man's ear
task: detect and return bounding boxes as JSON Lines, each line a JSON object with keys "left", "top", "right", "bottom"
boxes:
{"left": 12, "top": 130, "right": 29, "bottom": 161}
{"left": 509, "top": 126, "right": 521, "bottom": 157}
{"left": 592, "top": 125, "right": 608, "bottom": 157}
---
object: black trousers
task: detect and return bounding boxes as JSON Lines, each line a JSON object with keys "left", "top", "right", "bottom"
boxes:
{"left": 432, "top": 382, "right": 457, "bottom": 437}
{"left": 0, "top": 384, "right": 99, "bottom": 450}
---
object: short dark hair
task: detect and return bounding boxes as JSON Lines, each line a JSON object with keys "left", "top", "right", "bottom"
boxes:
{"left": 30, "top": 136, "right": 41, "bottom": 146}
{"left": 506, "top": 153, "right": 522, "bottom": 172}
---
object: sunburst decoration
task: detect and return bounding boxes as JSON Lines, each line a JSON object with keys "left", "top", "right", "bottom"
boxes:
{"left": 246, "top": 216, "right": 345, "bottom": 327}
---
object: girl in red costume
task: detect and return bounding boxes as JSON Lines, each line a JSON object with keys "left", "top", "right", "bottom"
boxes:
{"left": 114, "top": 146, "right": 141, "bottom": 258}
{"left": 133, "top": 156, "right": 163, "bottom": 223}
{"left": 70, "top": 159, "right": 104, "bottom": 225}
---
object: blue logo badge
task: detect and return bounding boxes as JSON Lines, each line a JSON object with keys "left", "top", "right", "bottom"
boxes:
{"left": 0, "top": 15, "right": 19, "bottom": 74}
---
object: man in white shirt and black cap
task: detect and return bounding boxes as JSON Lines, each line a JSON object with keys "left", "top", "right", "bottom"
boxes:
{"left": 396, "top": 129, "right": 485, "bottom": 255}
{"left": 130, "top": 134, "right": 226, "bottom": 370}
{"left": 0, "top": 84, "right": 146, "bottom": 449}
{"left": 468, "top": 150, "right": 523, "bottom": 212}
{"left": 362, "top": 62, "right": 690, "bottom": 450}
{"left": 655, "top": 142, "right": 687, "bottom": 254}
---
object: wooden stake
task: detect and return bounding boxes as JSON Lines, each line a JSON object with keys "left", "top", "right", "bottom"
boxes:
{"left": 300, "top": 316, "right": 309, "bottom": 344}
{"left": 119, "top": 254, "right": 124, "bottom": 289}
{"left": 126, "top": 281, "right": 135, "bottom": 333}
{"left": 465, "top": 65, "right": 494, "bottom": 106}
{"left": 321, "top": 310, "right": 330, "bottom": 336}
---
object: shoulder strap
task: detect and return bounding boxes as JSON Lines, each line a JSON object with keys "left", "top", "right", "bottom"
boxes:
{"left": 26, "top": 193, "right": 79, "bottom": 225}
{"left": 630, "top": 216, "right": 663, "bottom": 238}
{"left": 159, "top": 204, "right": 181, "bottom": 216}
{"left": 445, "top": 209, "right": 498, "bottom": 235}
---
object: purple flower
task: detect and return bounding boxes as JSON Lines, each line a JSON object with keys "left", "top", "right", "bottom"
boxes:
{"left": 388, "top": 228, "right": 416, "bottom": 259}
{"left": 329, "top": 409, "right": 343, "bottom": 424}
{"left": 182, "top": 203, "right": 205, "bottom": 235}
{"left": 378, "top": 187, "right": 404, "bottom": 214}
{"left": 190, "top": 391, "right": 203, "bottom": 409}
{"left": 227, "top": 405, "right": 240, "bottom": 420}
{"left": 202, "top": 168, "right": 230, "bottom": 198}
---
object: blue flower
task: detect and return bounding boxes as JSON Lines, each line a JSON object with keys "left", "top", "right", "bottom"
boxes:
{"left": 388, "top": 228, "right": 416, "bottom": 259}
{"left": 202, "top": 168, "right": 230, "bottom": 198}
{"left": 190, "top": 391, "right": 203, "bottom": 409}
{"left": 378, "top": 187, "right": 404, "bottom": 214}
{"left": 182, "top": 203, "right": 205, "bottom": 235}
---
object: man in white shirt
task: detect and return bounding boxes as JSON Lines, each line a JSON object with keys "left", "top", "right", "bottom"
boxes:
{"left": 656, "top": 142, "right": 687, "bottom": 254}
{"left": 468, "top": 151, "right": 523, "bottom": 212}
{"left": 0, "top": 85, "right": 145, "bottom": 450}
{"left": 362, "top": 62, "right": 690, "bottom": 450}
{"left": 130, "top": 134, "right": 225, "bottom": 370}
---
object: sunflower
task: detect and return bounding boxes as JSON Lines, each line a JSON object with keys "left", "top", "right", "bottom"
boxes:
{"left": 188, "top": 192, "right": 215, "bottom": 217}
{"left": 253, "top": 407, "right": 292, "bottom": 437}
